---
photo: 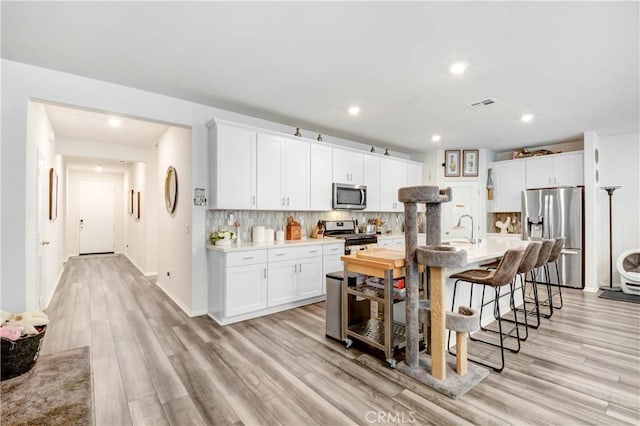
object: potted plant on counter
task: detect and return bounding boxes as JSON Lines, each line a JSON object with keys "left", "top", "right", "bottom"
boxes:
{"left": 209, "top": 229, "right": 235, "bottom": 246}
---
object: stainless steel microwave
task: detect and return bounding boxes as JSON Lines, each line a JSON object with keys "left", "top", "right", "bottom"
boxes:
{"left": 332, "top": 183, "right": 367, "bottom": 210}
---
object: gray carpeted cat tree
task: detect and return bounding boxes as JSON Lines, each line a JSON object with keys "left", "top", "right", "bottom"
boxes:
{"left": 396, "top": 185, "right": 489, "bottom": 399}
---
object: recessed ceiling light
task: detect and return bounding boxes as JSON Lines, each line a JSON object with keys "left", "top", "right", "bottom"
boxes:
{"left": 521, "top": 113, "right": 535, "bottom": 123}
{"left": 348, "top": 106, "right": 360, "bottom": 116}
{"left": 108, "top": 117, "right": 122, "bottom": 127}
{"left": 95, "top": 165, "right": 103, "bottom": 172}
{"left": 449, "top": 61, "right": 469, "bottom": 75}
{"left": 431, "top": 134, "right": 441, "bottom": 142}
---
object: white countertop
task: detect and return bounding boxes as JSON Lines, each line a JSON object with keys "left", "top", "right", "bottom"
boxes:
{"left": 206, "top": 237, "right": 344, "bottom": 252}
{"left": 385, "top": 237, "right": 528, "bottom": 264}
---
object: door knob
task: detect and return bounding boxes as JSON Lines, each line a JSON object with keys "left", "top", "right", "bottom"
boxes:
{"left": 41, "top": 241, "right": 50, "bottom": 245}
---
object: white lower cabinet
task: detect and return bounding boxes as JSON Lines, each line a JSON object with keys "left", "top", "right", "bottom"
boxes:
{"left": 226, "top": 263, "right": 268, "bottom": 317}
{"left": 268, "top": 247, "right": 323, "bottom": 307}
{"left": 376, "top": 237, "right": 404, "bottom": 247}
{"left": 297, "top": 257, "right": 323, "bottom": 299}
{"left": 267, "top": 259, "right": 297, "bottom": 307}
{"left": 210, "top": 243, "right": 333, "bottom": 324}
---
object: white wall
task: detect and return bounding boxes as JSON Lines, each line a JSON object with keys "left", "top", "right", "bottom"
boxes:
{"left": 583, "top": 131, "right": 601, "bottom": 291}
{"left": 67, "top": 170, "right": 125, "bottom": 258}
{"left": 597, "top": 132, "right": 640, "bottom": 287}
{"left": 122, "top": 162, "right": 155, "bottom": 274}
{"left": 26, "top": 102, "right": 66, "bottom": 310}
{"left": 156, "top": 127, "right": 193, "bottom": 312}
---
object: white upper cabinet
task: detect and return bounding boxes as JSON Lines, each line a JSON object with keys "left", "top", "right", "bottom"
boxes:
{"left": 491, "top": 160, "right": 526, "bottom": 212}
{"left": 525, "top": 151, "right": 584, "bottom": 188}
{"left": 256, "top": 133, "right": 283, "bottom": 210}
{"left": 333, "top": 148, "right": 364, "bottom": 185}
{"left": 256, "top": 133, "right": 310, "bottom": 210}
{"left": 363, "top": 154, "right": 380, "bottom": 212}
{"left": 407, "top": 163, "right": 423, "bottom": 186}
{"left": 210, "top": 123, "right": 257, "bottom": 209}
{"left": 550, "top": 152, "right": 584, "bottom": 187}
{"left": 310, "top": 144, "right": 333, "bottom": 211}
{"left": 379, "top": 159, "right": 407, "bottom": 212}
{"left": 283, "top": 138, "right": 310, "bottom": 210}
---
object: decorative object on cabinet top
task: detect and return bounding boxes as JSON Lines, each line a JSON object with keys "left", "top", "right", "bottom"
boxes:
{"left": 317, "top": 134, "right": 323, "bottom": 142}
{"left": 294, "top": 127, "right": 302, "bottom": 137}
{"left": 512, "top": 147, "right": 556, "bottom": 159}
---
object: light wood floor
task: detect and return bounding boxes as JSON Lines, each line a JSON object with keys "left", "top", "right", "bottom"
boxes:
{"left": 41, "top": 255, "right": 640, "bottom": 425}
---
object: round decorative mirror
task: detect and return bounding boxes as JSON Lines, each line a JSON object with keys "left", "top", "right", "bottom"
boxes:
{"left": 164, "top": 166, "right": 178, "bottom": 213}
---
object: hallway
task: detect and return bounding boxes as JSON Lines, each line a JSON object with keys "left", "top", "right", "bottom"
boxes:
{"left": 42, "top": 255, "right": 640, "bottom": 425}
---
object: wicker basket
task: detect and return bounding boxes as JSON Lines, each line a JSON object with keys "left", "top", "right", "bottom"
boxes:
{"left": 1, "top": 326, "right": 47, "bottom": 380}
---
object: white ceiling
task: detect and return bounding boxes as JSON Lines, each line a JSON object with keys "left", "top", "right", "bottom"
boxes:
{"left": 3, "top": 2, "right": 638, "bottom": 153}
{"left": 44, "top": 103, "right": 169, "bottom": 147}
{"left": 65, "top": 156, "right": 128, "bottom": 174}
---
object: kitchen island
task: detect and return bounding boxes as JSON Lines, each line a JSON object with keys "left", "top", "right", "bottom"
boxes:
{"left": 342, "top": 238, "right": 527, "bottom": 365}
{"left": 385, "top": 237, "right": 528, "bottom": 328}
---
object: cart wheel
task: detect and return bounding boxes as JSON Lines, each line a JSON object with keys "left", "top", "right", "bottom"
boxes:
{"left": 345, "top": 338, "right": 353, "bottom": 349}
{"left": 387, "top": 359, "right": 397, "bottom": 369}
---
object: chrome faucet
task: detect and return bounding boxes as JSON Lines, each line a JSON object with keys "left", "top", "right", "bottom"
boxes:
{"left": 454, "top": 214, "right": 480, "bottom": 244}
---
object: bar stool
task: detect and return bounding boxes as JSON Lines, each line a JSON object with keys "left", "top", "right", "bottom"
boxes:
{"left": 543, "top": 237, "right": 565, "bottom": 310}
{"left": 479, "top": 242, "right": 542, "bottom": 340}
{"left": 501, "top": 241, "right": 542, "bottom": 341}
{"left": 526, "top": 239, "right": 555, "bottom": 321}
{"left": 447, "top": 248, "right": 525, "bottom": 372}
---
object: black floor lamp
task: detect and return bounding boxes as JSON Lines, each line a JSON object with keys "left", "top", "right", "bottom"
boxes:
{"left": 599, "top": 186, "right": 622, "bottom": 292}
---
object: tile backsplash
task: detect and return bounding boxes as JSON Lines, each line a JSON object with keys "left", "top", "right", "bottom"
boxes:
{"left": 206, "top": 210, "right": 410, "bottom": 242}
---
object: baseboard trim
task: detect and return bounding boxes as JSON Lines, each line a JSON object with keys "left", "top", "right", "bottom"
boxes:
{"left": 42, "top": 267, "right": 65, "bottom": 310}
{"left": 210, "top": 295, "right": 326, "bottom": 325}
{"left": 154, "top": 279, "right": 198, "bottom": 317}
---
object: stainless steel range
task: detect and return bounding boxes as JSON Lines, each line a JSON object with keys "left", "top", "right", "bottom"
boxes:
{"left": 322, "top": 220, "right": 377, "bottom": 255}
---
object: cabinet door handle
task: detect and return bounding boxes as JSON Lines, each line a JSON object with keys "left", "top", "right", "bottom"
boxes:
{"left": 276, "top": 253, "right": 285, "bottom": 257}
{"left": 251, "top": 195, "right": 256, "bottom": 205}
{"left": 281, "top": 197, "right": 285, "bottom": 206}
{"left": 264, "top": 268, "right": 267, "bottom": 278}
{"left": 294, "top": 264, "right": 297, "bottom": 273}
{"left": 330, "top": 248, "right": 338, "bottom": 252}
{"left": 286, "top": 197, "right": 290, "bottom": 206}
{"left": 299, "top": 264, "right": 302, "bottom": 273}
{"left": 309, "top": 250, "right": 319, "bottom": 253}
{"left": 243, "top": 256, "right": 254, "bottom": 260}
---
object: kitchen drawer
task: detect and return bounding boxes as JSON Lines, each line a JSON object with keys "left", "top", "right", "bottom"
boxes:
{"left": 268, "top": 245, "right": 323, "bottom": 262}
{"left": 323, "top": 243, "right": 344, "bottom": 256}
{"left": 226, "top": 249, "right": 267, "bottom": 267}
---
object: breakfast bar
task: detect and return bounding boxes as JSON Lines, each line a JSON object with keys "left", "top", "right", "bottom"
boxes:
{"left": 339, "top": 238, "right": 528, "bottom": 359}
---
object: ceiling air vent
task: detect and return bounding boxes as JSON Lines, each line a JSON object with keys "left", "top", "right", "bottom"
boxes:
{"left": 468, "top": 98, "right": 498, "bottom": 109}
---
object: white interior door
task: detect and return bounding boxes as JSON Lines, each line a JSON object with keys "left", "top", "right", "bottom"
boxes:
{"left": 36, "top": 150, "right": 46, "bottom": 308}
{"left": 441, "top": 181, "right": 479, "bottom": 240}
{"left": 79, "top": 180, "right": 114, "bottom": 254}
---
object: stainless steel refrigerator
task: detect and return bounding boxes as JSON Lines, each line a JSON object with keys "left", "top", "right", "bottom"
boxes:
{"left": 522, "top": 187, "right": 584, "bottom": 289}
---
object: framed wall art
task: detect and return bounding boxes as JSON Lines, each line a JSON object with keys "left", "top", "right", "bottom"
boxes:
{"left": 444, "top": 150, "right": 461, "bottom": 177}
{"left": 463, "top": 149, "right": 479, "bottom": 177}
{"left": 49, "top": 168, "right": 58, "bottom": 220}
{"left": 136, "top": 191, "right": 141, "bottom": 220}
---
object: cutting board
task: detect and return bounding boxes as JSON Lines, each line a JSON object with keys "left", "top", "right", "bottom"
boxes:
{"left": 355, "top": 248, "right": 406, "bottom": 268}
